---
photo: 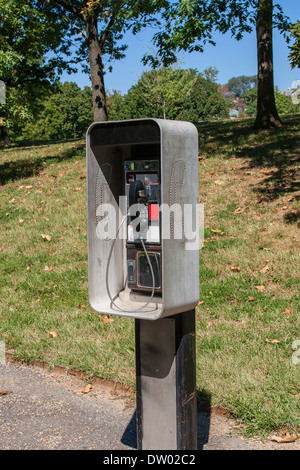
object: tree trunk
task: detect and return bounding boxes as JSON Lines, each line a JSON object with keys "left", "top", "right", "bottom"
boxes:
{"left": 85, "top": 15, "right": 108, "bottom": 122}
{"left": 0, "top": 126, "right": 10, "bottom": 144}
{"left": 254, "top": 0, "right": 282, "bottom": 129}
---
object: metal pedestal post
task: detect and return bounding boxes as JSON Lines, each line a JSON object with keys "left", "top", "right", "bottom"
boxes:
{"left": 135, "top": 310, "right": 197, "bottom": 450}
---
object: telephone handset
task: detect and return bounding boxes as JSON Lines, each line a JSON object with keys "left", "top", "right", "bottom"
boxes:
{"left": 124, "top": 160, "right": 162, "bottom": 293}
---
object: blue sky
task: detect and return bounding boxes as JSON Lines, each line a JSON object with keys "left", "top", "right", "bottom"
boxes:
{"left": 60, "top": 0, "right": 300, "bottom": 94}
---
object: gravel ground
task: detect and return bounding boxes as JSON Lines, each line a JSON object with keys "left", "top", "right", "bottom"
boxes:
{"left": 0, "top": 361, "right": 298, "bottom": 451}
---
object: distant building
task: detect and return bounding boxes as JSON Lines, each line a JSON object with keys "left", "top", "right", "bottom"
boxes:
{"left": 279, "top": 80, "right": 300, "bottom": 105}
{"left": 291, "top": 80, "right": 300, "bottom": 90}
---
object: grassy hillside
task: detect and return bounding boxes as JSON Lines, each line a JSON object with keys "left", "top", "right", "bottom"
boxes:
{"left": 0, "top": 115, "right": 299, "bottom": 438}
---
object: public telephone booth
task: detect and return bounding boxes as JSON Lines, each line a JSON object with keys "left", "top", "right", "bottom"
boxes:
{"left": 86, "top": 119, "right": 199, "bottom": 450}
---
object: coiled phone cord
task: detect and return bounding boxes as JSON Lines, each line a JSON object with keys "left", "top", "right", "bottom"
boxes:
{"left": 105, "top": 214, "right": 157, "bottom": 313}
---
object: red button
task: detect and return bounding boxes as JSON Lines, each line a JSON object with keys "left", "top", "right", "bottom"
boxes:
{"left": 149, "top": 204, "right": 159, "bottom": 220}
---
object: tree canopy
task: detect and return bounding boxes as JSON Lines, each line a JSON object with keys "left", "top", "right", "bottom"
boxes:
{"left": 289, "top": 21, "right": 300, "bottom": 69}
{"left": 108, "top": 67, "right": 229, "bottom": 122}
{"left": 41, "top": 0, "right": 169, "bottom": 121}
{"left": 0, "top": 0, "right": 73, "bottom": 142}
{"left": 142, "top": 0, "right": 292, "bottom": 128}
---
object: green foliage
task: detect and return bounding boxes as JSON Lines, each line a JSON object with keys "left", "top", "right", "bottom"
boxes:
{"left": 0, "top": 0, "right": 73, "bottom": 86}
{"left": 289, "top": 21, "right": 300, "bottom": 69}
{"left": 19, "top": 82, "right": 93, "bottom": 140}
{"left": 108, "top": 67, "right": 230, "bottom": 121}
{"left": 0, "top": 0, "right": 73, "bottom": 138}
{"left": 242, "top": 87, "right": 300, "bottom": 117}
{"left": 225, "top": 75, "right": 257, "bottom": 96}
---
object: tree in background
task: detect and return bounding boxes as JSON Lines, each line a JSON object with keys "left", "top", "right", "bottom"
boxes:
{"left": 0, "top": 0, "right": 73, "bottom": 143}
{"left": 225, "top": 75, "right": 257, "bottom": 96}
{"left": 20, "top": 82, "right": 93, "bottom": 140}
{"left": 242, "top": 86, "right": 299, "bottom": 117}
{"left": 289, "top": 21, "right": 300, "bottom": 69}
{"left": 143, "top": 0, "right": 292, "bottom": 129}
{"left": 108, "top": 67, "right": 229, "bottom": 121}
{"left": 43, "top": 0, "right": 169, "bottom": 122}
{"left": 254, "top": 0, "right": 281, "bottom": 128}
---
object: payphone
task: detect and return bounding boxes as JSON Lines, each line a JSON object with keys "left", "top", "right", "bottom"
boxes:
{"left": 125, "top": 158, "right": 162, "bottom": 293}
{"left": 86, "top": 118, "right": 199, "bottom": 450}
{"left": 86, "top": 118, "right": 199, "bottom": 320}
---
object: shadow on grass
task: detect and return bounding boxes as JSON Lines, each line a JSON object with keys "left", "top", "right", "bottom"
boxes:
{"left": 0, "top": 141, "right": 85, "bottom": 185}
{"left": 197, "top": 115, "right": 300, "bottom": 208}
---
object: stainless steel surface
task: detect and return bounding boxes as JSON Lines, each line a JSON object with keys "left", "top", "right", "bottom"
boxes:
{"left": 86, "top": 119, "right": 199, "bottom": 319}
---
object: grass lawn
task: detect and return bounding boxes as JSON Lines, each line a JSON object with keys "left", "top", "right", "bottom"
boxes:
{"left": 0, "top": 115, "right": 299, "bottom": 438}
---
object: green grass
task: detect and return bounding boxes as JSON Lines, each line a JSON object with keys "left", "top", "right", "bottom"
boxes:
{"left": 0, "top": 115, "right": 299, "bottom": 438}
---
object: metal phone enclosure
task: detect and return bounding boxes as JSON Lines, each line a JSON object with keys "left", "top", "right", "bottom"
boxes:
{"left": 86, "top": 118, "right": 199, "bottom": 320}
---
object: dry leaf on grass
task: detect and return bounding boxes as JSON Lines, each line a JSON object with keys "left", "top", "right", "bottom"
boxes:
{"left": 255, "top": 285, "right": 265, "bottom": 292}
{"left": 41, "top": 233, "right": 52, "bottom": 242}
{"left": 260, "top": 265, "right": 270, "bottom": 274}
{"left": 271, "top": 433, "right": 298, "bottom": 443}
{"left": 48, "top": 331, "right": 57, "bottom": 338}
{"left": 282, "top": 307, "right": 292, "bottom": 314}
{"left": 100, "top": 315, "right": 114, "bottom": 324}
{"left": 232, "top": 207, "right": 244, "bottom": 215}
{"left": 230, "top": 266, "right": 241, "bottom": 272}
{"left": 265, "top": 337, "right": 280, "bottom": 344}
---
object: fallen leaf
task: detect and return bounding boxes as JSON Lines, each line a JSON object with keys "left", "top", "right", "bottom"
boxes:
{"left": 271, "top": 433, "right": 298, "bottom": 443}
{"left": 41, "top": 233, "right": 52, "bottom": 242}
{"left": 211, "top": 229, "right": 224, "bottom": 234}
{"left": 260, "top": 265, "right": 270, "bottom": 274}
{"left": 255, "top": 285, "right": 265, "bottom": 292}
{"left": 101, "top": 315, "right": 114, "bottom": 324}
{"left": 44, "top": 266, "right": 53, "bottom": 271}
{"left": 248, "top": 296, "right": 254, "bottom": 301}
{"left": 282, "top": 307, "right": 292, "bottom": 314}
{"left": 230, "top": 266, "right": 241, "bottom": 272}
{"left": 214, "top": 179, "right": 224, "bottom": 185}
{"left": 198, "top": 300, "right": 204, "bottom": 305}
{"left": 48, "top": 331, "right": 57, "bottom": 338}
{"left": 0, "top": 390, "right": 12, "bottom": 396}
{"left": 232, "top": 207, "right": 244, "bottom": 215}
{"left": 19, "top": 218, "right": 24, "bottom": 224}
{"left": 265, "top": 337, "right": 280, "bottom": 344}
{"left": 81, "top": 384, "right": 94, "bottom": 394}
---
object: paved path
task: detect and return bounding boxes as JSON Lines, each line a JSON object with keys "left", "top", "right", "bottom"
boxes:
{"left": 0, "top": 362, "right": 298, "bottom": 451}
